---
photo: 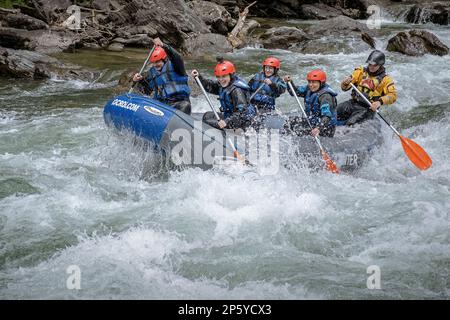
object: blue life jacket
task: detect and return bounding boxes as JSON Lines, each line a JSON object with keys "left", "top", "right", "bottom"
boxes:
{"left": 302, "top": 84, "right": 338, "bottom": 127}
{"left": 147, "top": 61, "right": 190, "bottom": 102}
{"left": 219, "top": 77, "right": 256, "bottom": 120}
{"left": 249, "top": 72, "right": 283, "bottom": 109}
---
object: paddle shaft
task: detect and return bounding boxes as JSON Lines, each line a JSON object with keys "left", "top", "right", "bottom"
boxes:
{"left": 194, "top": 75, "right": 240, "bottom": 156}
{"left": 249, "top": 83, "right": 265, "bottom": 101}
{"left": 287, "top": 81, "right": 326, "bottom": 151}
{"left": 350, "top": 83, "right": 401, "bottom": 137}
{"left": 128, "top": 45, "right": 156, "bottom": 94}
{"left": 350, "top": 83, "right": 432, "bottom": 170}
{"left": 194, "top": 76, "right": 222, "bottom": 121}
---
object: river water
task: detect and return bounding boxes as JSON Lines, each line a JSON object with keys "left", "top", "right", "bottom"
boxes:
{"left": 0, "top": 18, "right": 449, "bottom": 299}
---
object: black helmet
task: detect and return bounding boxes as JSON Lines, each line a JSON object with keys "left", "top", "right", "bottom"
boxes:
{"left": 366, "top": 50, "right": 385, "bottom": 66}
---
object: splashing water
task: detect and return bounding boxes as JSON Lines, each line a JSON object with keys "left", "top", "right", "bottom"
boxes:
{"left": 0, "top": 20, "right": 449, "bottom": 299}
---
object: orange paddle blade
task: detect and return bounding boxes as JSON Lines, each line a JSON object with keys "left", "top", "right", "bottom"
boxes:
{"left": 233, "top": 150, "right": 246, "bottom": 164}
{"left": 321, "top": 150, "right": 340, "bottom": 174}
{"left": 400, "top": 135, "right": 432, "bottom": 170}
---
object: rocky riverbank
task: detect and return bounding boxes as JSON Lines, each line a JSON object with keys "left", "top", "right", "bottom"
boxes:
{"left": 0, "top": 0, "right": 448, "bottom": 81}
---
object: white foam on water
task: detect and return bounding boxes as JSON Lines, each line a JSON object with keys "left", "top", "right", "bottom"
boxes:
{"left": 1, "top": 21, "right": 449, "bottom": 300}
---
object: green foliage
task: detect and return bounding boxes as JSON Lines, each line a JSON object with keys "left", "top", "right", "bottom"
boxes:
{"left": 0, "top": 0, "right": 28, "bottom": 9}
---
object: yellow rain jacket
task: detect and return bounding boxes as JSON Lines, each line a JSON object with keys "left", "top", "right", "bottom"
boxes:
{"left": 341, "top": 66, "right": 397, "bottom": 106}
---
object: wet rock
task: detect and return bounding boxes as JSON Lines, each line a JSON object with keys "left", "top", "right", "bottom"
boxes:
{"left": 115, "top": 25, "right": 158, "bottom": 41}
{"left": 183, "top": 33, "right": 233, "bottom": 57}
{"left": 341, "top": 8, "right": 363, "bottom": 20}
{"left": 0, "top": 46, "right": 46, "bottom": 78}
{"left": 107, "top": 42, "right": 124, "bottom": 52}
{"left": 405, "top": 2, "right": 449, "bottom": 26}
{"left": 300, "top": 37, "right": 374, "bottom": 55}
{"left": 187, "top": 0, "right": 236, "bottom": 35}
{"left": 0, "top": 12, "right": 49, "bottom": 30}
{"left": 32, "top": 28, "right": 82, "bottom": 54}
{"left": 386, "top": 29, "right": 449, "bottom": 56}
{"left": 305, "top": 15, "right": 370, "bottom": 37}
{"left": 257, "top": 16, "right": 376, "bottom": 54}
{"left": 209, "top": 0, "right": 369, "bottom": 19}
{"left": 300, "top": 4, "right": 343, "bottom": 20}
{"left": 0, "top": 47, "right": 100, "bottom": 81}
{"left": 111, "top": 34, "right": 153, "bottom": 47}
{"left": 0, "top": 0, "right": 234, "bottom": 56}
{"left": 91, "top": 0, "right": 114, "bottom": 11}
{"left": 0, "top": 27, "right": 34, "bottom": 50}
{"left": 83, "top": 42, "right": 102, "bottom": 50}
{"left": 259, "top": 26, "right": 310, "bottom": 50}
{"left": 300, "top": 15, "right": 376, "bottom": 53}
{"left": 299, "top": 3, "right": 364, "bottom": 20}
{"left": 107, "top": 0, "right": 210, "bottom": 50}
{"left": 361, "top": 32, "right": 376, "bottom": 49}
{"left": 17, "top": 0, "right": 72, "bottom": 24}
{"left": 0, "top": 27, "right": 81, "bottom": 53}
{"left": 114, "top": 67, "right": 136, "bottom": 95}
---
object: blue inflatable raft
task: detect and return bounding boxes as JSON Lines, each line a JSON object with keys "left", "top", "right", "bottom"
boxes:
{"left": 104, "top": 93, "right": 383, "bottom": 172}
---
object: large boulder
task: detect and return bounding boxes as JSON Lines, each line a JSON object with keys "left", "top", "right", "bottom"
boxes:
{"left": 304, "top": 15, "right": 371, "bottom": 37}
{"left": 386, "top": 29, "right": 449, "bottom": 56}
{"left": 16, "top": 0, "right": 72, "bottom": 24}
{"left": 0, "top": 46, "right": 48, "bottom": 78}
{"left": 107, "top": 42, "right": 124, "bottom": 52}
{"left": 91, "top": 0, "right": 114, "bottom": 11}
{"left": 259, "top": 26, "right": 310, "bottom": 50}
{"left": 107, "top": 0, "right": 210, "bottom": 51}
{"left": 187, "top": 0, "right": 236, "bottom": 35}
{"left": 114, "top": 25, "right": 158, "bottom": 48}
{"left": 258, "top": 16, "right": 375, "bottom": 54}
{"left": 0, "top": 27, "right": 82, "bottom": 54}
{"left": 115, "top": 67, "right": 137, "bottom": 95}
{"left": 300, "top": 4, "right": 345, "bottom": 20}
{"left": 301, "top": 15, "right": 376, "bottom": 54}
{"left": 299, "top": 3, "right": 363, "bottom": 20}
{"left": 405, "top": 2, "right": 449, "bottom": 26}
{"left": 0, "top": 12, "right": 49, "bottom": 30}
{"left": 0, "top": 27, "right": 34, "bottom": 50}
{"left": 1, "top": 0, "right": 237, "bottom": 55}
{"left": 110, "top": 34, "right": 153, "bottom": 48}
{"left": 0, "top": 47, "right": 99, "bottom": 81}
{"left": 208, "top": 0, "right": 369, "bottom": 19}
{"left": 183, "top": 33, "right": 233, "bottom": 57}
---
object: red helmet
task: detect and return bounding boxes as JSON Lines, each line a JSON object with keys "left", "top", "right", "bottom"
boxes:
{"left": 149, "top": 46, "right": 167, "bottom": 63}
{"left": 307, "top": 69, "right": 327, "bottom": 84}
{"left": 214, "top": 60, "right": 236, "bottom": 76}
{"left": 262, "top": 57, "right": 281, "bottom": 69}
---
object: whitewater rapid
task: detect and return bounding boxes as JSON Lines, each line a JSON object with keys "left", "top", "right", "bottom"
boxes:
{"left": 0, "top": 20, "right": 449, "bottom": 299}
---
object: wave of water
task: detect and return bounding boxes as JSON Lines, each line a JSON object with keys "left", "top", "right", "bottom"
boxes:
{"left": 0, "top": 21, "right": 449, "bottom": 299}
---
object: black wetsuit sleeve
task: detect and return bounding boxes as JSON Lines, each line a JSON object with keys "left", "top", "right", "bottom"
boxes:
{"left": 137, "top": 73, "right": 154, "bottom": 96}
{"left": 248, "top": 77, "right": 255, "bottom": 91}
{"left": 197, "top": 75, "right": 221, "bottom": 95}
{"left": 286, "top": 81, "right": 296, "bottom": 96}
{"left": 286, "top": 81, "right": 305, "bottom": 97}
{"left": 163, "top": 44, "right": 186, "bottom": 76}
{"left": 225, "top": 87, "right": 249, "bottom": 127}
